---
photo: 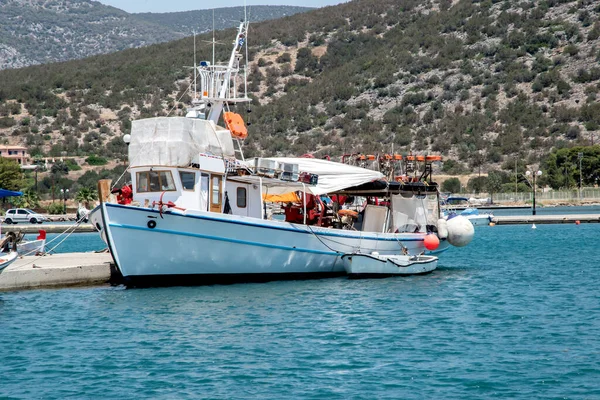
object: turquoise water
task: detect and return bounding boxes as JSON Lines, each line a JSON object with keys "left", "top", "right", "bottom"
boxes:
{"left": 1, "top": 224, "right": 600, "bottom": 398}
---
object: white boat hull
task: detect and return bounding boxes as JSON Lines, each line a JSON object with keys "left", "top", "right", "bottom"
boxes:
{"left": 342, "top": 253, "right": 438, "bottom": 277}
{"left": 466, "top": 215, "right": 493, "bottom": 226}
{"left": 91, "top": 203, "right": 449, "bottom": 286}
{"left": 0, "top": 251, "right": 18, "bottom": 273}
{"left": 17, "top": 239, "right": 45, "bottom": 256}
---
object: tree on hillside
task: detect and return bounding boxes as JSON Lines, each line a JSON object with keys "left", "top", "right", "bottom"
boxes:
{"left": 486, "top": 171, "right": 504, "bottom": 203}
{"left": 0, "top": 158, "right": 23, "bottom": 191}
{"left": 51, "top": 161, "right": 69, "bottom": 177}
{"left": 467, "top": 176, "right": 487, "bottom": 194}
{"left": 542, "top": 145, "right": 600, "bottom": 189}
{"left": 441, "top": 177, "right": 461, "bottom": 193}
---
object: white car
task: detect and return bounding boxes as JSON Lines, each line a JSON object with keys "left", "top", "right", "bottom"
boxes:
{"left": 3, "top": 208, "right": 47, "bottom": 224}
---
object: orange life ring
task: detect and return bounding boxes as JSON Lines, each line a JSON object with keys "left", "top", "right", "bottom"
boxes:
{"left": 223, "top": 112, "right": 248, "bottom": 139}
{"left": 338, "top": 209, "right": 358, "bottom": 218}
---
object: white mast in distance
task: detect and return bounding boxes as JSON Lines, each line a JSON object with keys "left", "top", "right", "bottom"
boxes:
{"left": 212, "top": 9, "right": 216, "bottom": 66}
{"left": 193, "top": 30, "right": 197, "bottom": 100}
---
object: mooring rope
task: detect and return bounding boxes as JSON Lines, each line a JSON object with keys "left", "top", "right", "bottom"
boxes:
{"left": 13, "top": 215, "right": 88, "bottom": 266}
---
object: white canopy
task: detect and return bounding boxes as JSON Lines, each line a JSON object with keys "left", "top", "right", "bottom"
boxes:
{"left": 128, "top": 117, "right": 235, "bottom": 167}
{"left": 264, "top": 157, "right": 384, "bottom": 196}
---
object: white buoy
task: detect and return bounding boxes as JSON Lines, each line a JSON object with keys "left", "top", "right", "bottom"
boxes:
{"left": 532, "top": 223, "right": 537, "bottom": 229}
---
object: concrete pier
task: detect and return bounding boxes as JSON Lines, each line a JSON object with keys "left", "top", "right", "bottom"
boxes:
{"left": 0, "top": 252, "right": 116, "bottom": 291}
{"left": 492, "top": 214, "right": 600, "bottom": 225}
{"left": 1, "top": 224, "right": 96, "bottom": 234}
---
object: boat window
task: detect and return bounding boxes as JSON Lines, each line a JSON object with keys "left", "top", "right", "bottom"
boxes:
{"left": 179, "top": 171, "right": 196, "bottom": 190}
{"left": 159, "top": 171, "right": 175, "bottom": 191}
{"left": 237, "top": 187, "right": 247, "bottom": 208}
{"left": 212, "top": 176, "right": 221, "bottom": 205}
{"left": 200, "top": 173, "right": 209, "bottom": 210}
{"left": 137, "top": 170, "right": 176, "bottom": 192}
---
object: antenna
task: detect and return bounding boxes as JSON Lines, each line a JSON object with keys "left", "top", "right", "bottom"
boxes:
{"left": 212, "top": 9, "right": 216, "bottom": 66}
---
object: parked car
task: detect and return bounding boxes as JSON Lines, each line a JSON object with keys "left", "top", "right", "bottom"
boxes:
{"left": 3, "top": 208, "right": 47, "bottom": 224}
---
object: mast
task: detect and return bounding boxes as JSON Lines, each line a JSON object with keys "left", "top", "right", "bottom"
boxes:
{"left": 212, "top": 9, "right": 216, "bottom": 66}
{"left": 193, "top": 30, "right": 197, "bottom": 100}
{"left": 205, "top": 21, "right": 250, "bottom": 123}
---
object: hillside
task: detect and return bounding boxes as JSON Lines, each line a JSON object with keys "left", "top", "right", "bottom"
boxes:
{"left": 1, "top": 0, "right": 600, "bottom": 193}
{"left": 0, "top": 0, "right": 311, "bottom": 70}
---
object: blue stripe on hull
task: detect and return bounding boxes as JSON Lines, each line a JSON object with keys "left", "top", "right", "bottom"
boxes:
{"left": 104, "top": 203, "right": 424, "bottom": 242}
{"left": 109, "top": 222, "right": 339, "bottom": 256}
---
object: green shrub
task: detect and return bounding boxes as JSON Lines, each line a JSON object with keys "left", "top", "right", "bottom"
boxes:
{"left": 86, "top": 155, "right": 108, "bottom": 166}
{"left": 65, "top": 159, "right": 82, "bottom": 171}
{"left": 0, "top": 117, "right": 16, "bottom": 128}
{"left": 441, "top": 177, "right": 461, "bottom": 193}
{"left": 46, "top": 202, "right": 64, "bottom": 215}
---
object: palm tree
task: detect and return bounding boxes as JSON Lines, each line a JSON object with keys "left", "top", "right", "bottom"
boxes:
{"left": 12, "top": 190, "right": 40, "bottom": 209}
{"left": 75, "top": 188, "right": 98, "bottom": 209}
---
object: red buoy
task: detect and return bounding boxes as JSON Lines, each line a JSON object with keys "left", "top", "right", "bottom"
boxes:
{"left": 575, "top": 220, "right": 581, "bottom": 225}
{"left": 423, "top": 234, "right": 440, "bottom": 250}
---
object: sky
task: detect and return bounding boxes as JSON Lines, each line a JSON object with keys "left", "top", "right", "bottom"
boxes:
{"left": 96, "top": 0, "right": 348, "bottom": 13}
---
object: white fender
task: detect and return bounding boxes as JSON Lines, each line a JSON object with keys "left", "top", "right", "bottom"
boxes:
{"left": 446, "top": 215, "right": 474, "bottom": 247}
{"left": 437, "top": 218, "right": 448, "bottom": 239}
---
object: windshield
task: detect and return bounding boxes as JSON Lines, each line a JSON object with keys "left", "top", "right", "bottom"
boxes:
{"left": 25, "top": 209, "right": 36, "bottom": 214}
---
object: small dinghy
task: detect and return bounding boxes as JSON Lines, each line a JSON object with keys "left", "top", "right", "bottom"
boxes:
{"left": 0, "top": 251, "right": 18, "bottom": 273}
{"left": 2, "top": 230, "right": 46, "bottom": 256}
{"left": 342, "top": 252, "right": 438, "bottom": 278}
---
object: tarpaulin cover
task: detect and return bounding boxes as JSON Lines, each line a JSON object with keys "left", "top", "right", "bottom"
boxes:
{"left": 262, "top": 192, "right": 301, "bottom": 203}
{"left": 128, "top": 117, "right": 235, "bottom": 167}
{"left": 266, "top": 157, "right": 384, "bottom": 196}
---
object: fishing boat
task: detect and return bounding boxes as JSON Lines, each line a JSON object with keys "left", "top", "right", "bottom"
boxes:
{"left": 18, "top": 230, "right": 46, "bottom": 255}
{"left": 1, "top": 230, "right": 46, "bottom": 256}
{"left": 442, "top": 197, "right": 494, "bottom": 226}
{"left": 89, "top": 21, "right": 475, "bottom": 287}
{"left": 342, "top": 253, "right": 438, "bottom": 278}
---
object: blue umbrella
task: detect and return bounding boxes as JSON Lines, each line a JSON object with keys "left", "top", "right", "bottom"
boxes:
{"left": 0, "top": 189, "right": 23, "bottom": 198}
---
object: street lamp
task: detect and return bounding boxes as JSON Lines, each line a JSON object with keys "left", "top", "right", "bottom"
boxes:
{"left": 60, "top": 188, "right": 69, "bottom": 215}
{"left": 578, "top": 152, "right": 583, "bottom": 201}
{"left": 525, "top": 169, "right": 542, "bottom": 215}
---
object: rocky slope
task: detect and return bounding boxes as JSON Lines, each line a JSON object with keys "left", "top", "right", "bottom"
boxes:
{"left": 0, "top": 0, "right": 311, "bottom": 70}
{"left": 0, "top": 0, "right": 599, "bottom": 188}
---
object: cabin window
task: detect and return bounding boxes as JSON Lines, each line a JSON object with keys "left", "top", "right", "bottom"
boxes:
{"left": 137, "top": 170, "right": 176, "bottom": 192}
{"left": 180, "top": 171, "right": 196, "bottom": 190}
{"left": 236, "top": 187, "right": 247, "bottom": 208}
{"left": 211, "top": 176, "right": 221, "bottom": 205}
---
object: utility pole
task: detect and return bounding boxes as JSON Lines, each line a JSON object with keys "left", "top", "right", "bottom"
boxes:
{"left": 578, "top": 152, "right": 583, "bottom": 201}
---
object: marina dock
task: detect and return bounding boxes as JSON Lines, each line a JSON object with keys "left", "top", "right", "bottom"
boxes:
{"left": 492, "top": 214, "right": 600, "bottom": 225}
{"left": 0, "top": 252, "right": 117, "bottom": 291}
{"left": 1, "top": 224, "right": 96, "bottom": 234}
